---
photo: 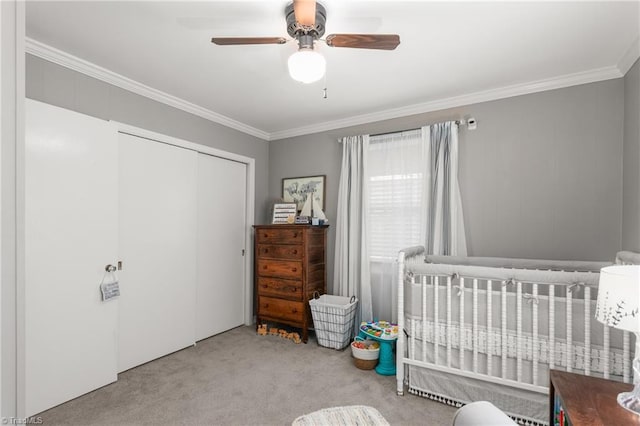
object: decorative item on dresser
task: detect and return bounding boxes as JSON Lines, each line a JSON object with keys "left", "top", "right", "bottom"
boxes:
{"left": 254, "top": 224, "right": 328, "bottom": 343}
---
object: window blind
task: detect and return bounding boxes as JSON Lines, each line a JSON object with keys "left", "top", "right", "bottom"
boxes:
{"left": 368, "top": 130, "right": 425, "bottom": 258}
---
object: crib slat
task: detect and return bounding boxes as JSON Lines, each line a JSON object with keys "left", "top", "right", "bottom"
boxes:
{"left": 411, "top": 318, "right": 416, "bottom": 364}
{"left": 447, "top": 276, "right": 452, "bottom": 368}
{"left": 460, "top": 277, "right": 465, "bottom": 369}
{"left": 422, "top": 276, "right": 427, "bottom": 363}
{"left": 516, "top": 282, "right": 522, "bottom": 383}
{"left": 549, "top": 285, "right": 555, "bottom": 370}
{"left": 584, "top": 286, "right": 591, "bottom": 376}
{"left": 501, "top": 283, "right": 507, "bottom": 379}
{"left": 624, "top": 331, "right": 630, "bottom": 383}
{"left": 473, "top": 278, "right": 478, "bottom": 373}
{"left": 487, "top": 280, "right": 493, "bottom": 377}
{"left": 604, "top": 325, "right": 610, "bottom": 379}
{"left": 566, "top": 287, "right": 573, "bottom": 373}
{"left": 532, "top": 283, "right": 539, "bottom": 386}
{"left": 434, "top": 277, "right": 441, "bottom": 364}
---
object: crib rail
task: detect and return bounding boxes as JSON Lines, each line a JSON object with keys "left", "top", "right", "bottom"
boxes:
{"left": 396, "top": 246, "right": 633, "bottom": 424}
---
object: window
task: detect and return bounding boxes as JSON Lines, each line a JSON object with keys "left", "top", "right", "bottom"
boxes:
{"left": 367, "top": 129, "right": 426, "bottom": 259}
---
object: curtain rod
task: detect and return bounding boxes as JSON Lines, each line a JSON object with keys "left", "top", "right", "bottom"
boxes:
{"left": 339, "top": 119, "right": 466, "bottom": 142}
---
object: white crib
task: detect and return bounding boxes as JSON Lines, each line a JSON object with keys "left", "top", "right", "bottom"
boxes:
{"left": 396, "top": 247, "right": 638, "bottom": 425}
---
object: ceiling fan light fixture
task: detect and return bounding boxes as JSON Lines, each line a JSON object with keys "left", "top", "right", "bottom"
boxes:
{"left": 288, "top": 47, "right": 326, "bottom": 84}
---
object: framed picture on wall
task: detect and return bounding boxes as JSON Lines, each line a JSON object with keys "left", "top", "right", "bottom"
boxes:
{"left": 282, "top": 175, "right": 325, "bottom": 212}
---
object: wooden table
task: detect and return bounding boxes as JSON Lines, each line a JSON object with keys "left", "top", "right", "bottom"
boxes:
{"left": 549, "top": 369, "right": 640, "bottom": 425}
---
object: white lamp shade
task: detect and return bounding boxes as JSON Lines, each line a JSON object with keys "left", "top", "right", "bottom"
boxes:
{"left": 596, "top": 265, "right": 640, "bottom": 332}
{"left": 288, "top": 48, "right": 326, "bottom": 84}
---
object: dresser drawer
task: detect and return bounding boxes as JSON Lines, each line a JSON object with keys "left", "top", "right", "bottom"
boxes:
{"left": 257, "top": 244, "right": 303, "bottom": 260}
{"left": 257, "top": 259, "right": 302, "bottom": 279}
{"left": 257, "top": 277, "right": 303, "bottom": 300}
{"left": 256, "top": 228, "right": 303, "bottom": 244}
{"left": 258, "top": 296, "right": 304, "bottom": 323}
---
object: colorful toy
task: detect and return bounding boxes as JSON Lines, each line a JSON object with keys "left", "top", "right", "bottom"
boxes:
{"left": 359, "top": 320, "right": 399, "bottom": 341}
{"left": 358, "top": 320, "right": 399, "bottom": 375}
{"left": 289, "top": 332, "right": 302, "bottom": 344}
{"left": 352, "top": 340, "right": 379, "bottom": 350}
{"left": 258, "top": 324, "right": 302, "bottom": 344}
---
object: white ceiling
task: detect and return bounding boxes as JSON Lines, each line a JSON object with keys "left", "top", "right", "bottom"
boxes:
{"left": 26, "top": 1, "right": 640, "bottom": 140}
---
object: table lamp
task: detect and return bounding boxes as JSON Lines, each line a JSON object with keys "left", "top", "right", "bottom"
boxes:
{"left": 596, "top": 265, "right": 640, "bottom": 415}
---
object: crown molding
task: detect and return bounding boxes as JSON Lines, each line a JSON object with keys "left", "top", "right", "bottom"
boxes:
{"left": 269, "top": 65, "right": 623, "bottom": 140}
{"left": 618, "top": 37, "right": 640, "bottom": 76}
{"left": 26, "top": 37, "right": 629, "bottom": 143}
{"left": 25, "top": 38, "right": 270, "bottom": 141}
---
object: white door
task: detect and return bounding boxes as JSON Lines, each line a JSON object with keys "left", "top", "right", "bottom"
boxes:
{"left": 25, "top": 100, "right": 118, "bottom": 416}
{"left": 196, "top": 154, "right": 247, "bottom": 340}
{"left": 118, "top": 132, "right": 198, "bottom": 372}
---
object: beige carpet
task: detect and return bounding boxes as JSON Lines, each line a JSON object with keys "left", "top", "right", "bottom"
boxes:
{"left": 37, "top": 326, "right": 457, "bottom": 425}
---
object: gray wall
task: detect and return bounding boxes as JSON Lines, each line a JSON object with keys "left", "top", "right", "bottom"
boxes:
{"left": 269, "top": 134, "right": 343, "bottom": 295}
{"left": 623, "top": 59, "right": 640, "bottom": 252}
{"left": 27, "top": 52, "right": 631, "bottom": 296}
{"left": 25, "top": 54, "right": 271, "bottom": 225}
{"left": 270, "top": 79, "right": 625, "bottom": 292}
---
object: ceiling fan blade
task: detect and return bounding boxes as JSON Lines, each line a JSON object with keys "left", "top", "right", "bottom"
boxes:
{"left": 294, "top": 0, "right": 316, "bottom": 27}
{"left": 211, "top": 37, "right": 287, "bottom": 46}
{"left": 325, "top": 34, "right": 400, "bottom": 50}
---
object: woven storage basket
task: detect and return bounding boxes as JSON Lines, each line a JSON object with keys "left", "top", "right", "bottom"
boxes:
{"left": 309, "top": 294, "right": 358, "bottom": 350}
{"left": 354, "top": 357, "right": 378, "bottom": 370}
{"left": 351, "top": 338, "right": 379, "bottom": 370}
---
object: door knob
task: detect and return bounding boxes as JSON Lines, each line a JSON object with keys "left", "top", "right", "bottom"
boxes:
{"left": 105, "top": 264, "right": 116, "bottom": 272}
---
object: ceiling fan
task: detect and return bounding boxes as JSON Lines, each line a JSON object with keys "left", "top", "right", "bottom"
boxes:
{"left": 211, "top": 0, "right": 400, "bottom": 84}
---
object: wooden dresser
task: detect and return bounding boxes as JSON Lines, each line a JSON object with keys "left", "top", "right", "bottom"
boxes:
{"left": 254, "top": 224, "right": 328, "bottom": 343}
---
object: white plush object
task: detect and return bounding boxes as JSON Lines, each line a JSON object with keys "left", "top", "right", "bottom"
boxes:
{"left": 452, "top": 401, "right": 517, "bottom": 426}
{"left": 292, "top": 405, "right": 389, "bottom": 426}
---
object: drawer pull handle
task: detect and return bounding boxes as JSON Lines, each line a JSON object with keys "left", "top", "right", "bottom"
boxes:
{"left": 292, "top": 250, "right": 298, "bottom": 255}
{"left": 263, "top": 248, "right": 269, "bottom": 253}
{"left": 291, "top": 268, "right": 297, "bottom": 272}
{"left": 293, "top": 232, "right": 297, "bottom": 238}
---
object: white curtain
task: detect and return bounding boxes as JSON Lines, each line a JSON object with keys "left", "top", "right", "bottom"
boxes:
{"left": 335, "top": 123, "right": 467, "bottom": 325}
{"left": 422, "top": 122, "right": 467, "bottom": 256}
{"left": 367, "top": 129, "right": 426, "bottom": 322}
{"left": 334, "top": 134, "right": 372, "bottom": 326}
{"left": 367, "top": 129, "right": 427, "bottom": 259}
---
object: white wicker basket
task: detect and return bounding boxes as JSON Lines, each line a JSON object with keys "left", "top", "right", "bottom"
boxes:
{"left": 309, "top": 294, "right": 358, "bottom": 350}
{"left": 351, "top": 338, "right": 380, "bottom": 360}
{"left": 351, "top": 338, "right": 380, "bottom": 370}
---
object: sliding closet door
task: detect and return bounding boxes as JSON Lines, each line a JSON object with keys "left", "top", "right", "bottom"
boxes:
{"left": 118, "top": 133, "right": 197, "bottom": 372}
{"left": 196, "top": 154, "right": 247, "bottom": 340}
{"left": 25, "top": 100, "right": 118, "bottom": 416}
